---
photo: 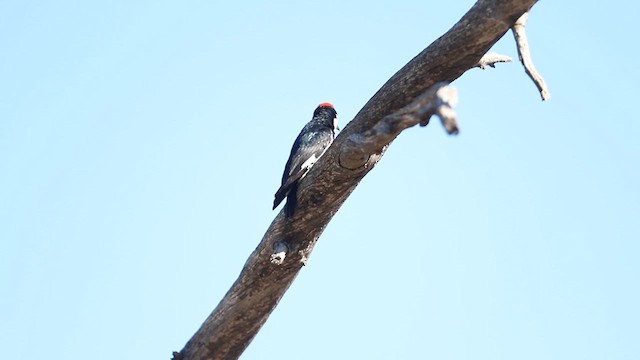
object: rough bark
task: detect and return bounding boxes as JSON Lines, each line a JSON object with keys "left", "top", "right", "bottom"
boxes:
{"left": 174, "top": 1, "right": 540, "bottom": 359}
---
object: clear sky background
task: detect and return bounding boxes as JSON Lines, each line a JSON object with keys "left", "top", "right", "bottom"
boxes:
{"left": 1, "top": 1, "right": 638, "bottom": 359}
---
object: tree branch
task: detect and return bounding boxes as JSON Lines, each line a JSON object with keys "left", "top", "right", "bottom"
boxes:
{"left": 340, "top": 83, "right": 458, "bottom": 170}
{"left": 174, "top": 1, "right": 540, "bottom": 359}
{"left": 512, "top": 12, "right": 550, "bottom": 100}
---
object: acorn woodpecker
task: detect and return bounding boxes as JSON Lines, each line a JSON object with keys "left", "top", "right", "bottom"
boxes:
{"left": 273, "top": 103, "right": 339, "bottom": 218}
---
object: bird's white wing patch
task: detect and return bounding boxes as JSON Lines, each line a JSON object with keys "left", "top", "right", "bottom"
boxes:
{"left": 299, "top": 139, "right": 333, "bottom": 172}
{"left": 300, "top": 154, "right": 318, "bottom": 171}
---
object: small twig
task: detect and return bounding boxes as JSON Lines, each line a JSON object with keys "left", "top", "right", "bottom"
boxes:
{"left": 512, "top": 12, "right": 550, "bottom": 101}
{"left": 476, "top": 52, "right": 512, "bottom": 69}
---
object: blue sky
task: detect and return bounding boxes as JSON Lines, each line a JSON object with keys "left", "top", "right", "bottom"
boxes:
{"left": 1, "top": 1, "right": 638, "bottom": 359}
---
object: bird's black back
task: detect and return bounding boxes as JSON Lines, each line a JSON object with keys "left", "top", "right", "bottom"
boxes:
{"left": 273, "top": 104, "right": 338, "bottom": 217}
{"left": 281, "top": 122, "right": 335, "bottom": 183}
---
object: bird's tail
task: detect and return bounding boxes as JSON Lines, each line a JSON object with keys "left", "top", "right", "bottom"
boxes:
{"left": 283, "top": 183, "right": 298, "bottom": 218}
{"left": 273, "top": 187, "right": 287, "bottom": 210}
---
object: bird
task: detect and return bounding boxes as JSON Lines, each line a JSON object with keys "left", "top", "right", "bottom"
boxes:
{"left": 273, "top": 102, "right": 339, "bottom": 218}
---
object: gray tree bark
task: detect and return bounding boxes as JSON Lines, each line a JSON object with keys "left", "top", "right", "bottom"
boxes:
{"left": 174, "top": 1, "right": 541, "bottom": 359}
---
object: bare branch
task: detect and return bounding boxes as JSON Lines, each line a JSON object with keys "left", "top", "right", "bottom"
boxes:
{"left": 174, "top": 1, "right": 540, "bottom": 359}
{"left": 512, "top": 12, "right": 550, "bottom": 100}
{"left": 476, "top": 52, "right": 513, "bottom": 69}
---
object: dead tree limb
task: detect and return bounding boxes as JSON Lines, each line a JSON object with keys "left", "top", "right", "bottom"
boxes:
{"left": 174, "top": 1, "right": 540, "bottom": 359}
{"left": 512, "top": 12, "right": 551, "bottom": 100}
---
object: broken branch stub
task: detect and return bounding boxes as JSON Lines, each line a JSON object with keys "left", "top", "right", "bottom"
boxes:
{"left": 475, "top": 52, "right": 513, "bottom": 69}
{"left": 339, "top": 83, "right": 458, "bottom": 170}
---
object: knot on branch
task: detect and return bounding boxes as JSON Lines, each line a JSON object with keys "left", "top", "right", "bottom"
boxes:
{"left": 270, "top": 241, "right": 289, "bottom": 265}
{"left": 297, "top": 250, "right": 309, "bottom": 266}
{"left": 339, "top": 83, "right": 458, "bottom": 169}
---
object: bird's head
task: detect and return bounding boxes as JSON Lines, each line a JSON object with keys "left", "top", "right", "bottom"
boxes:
{"left": 314, "top": 102, "right": 339, "bottom": 131}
